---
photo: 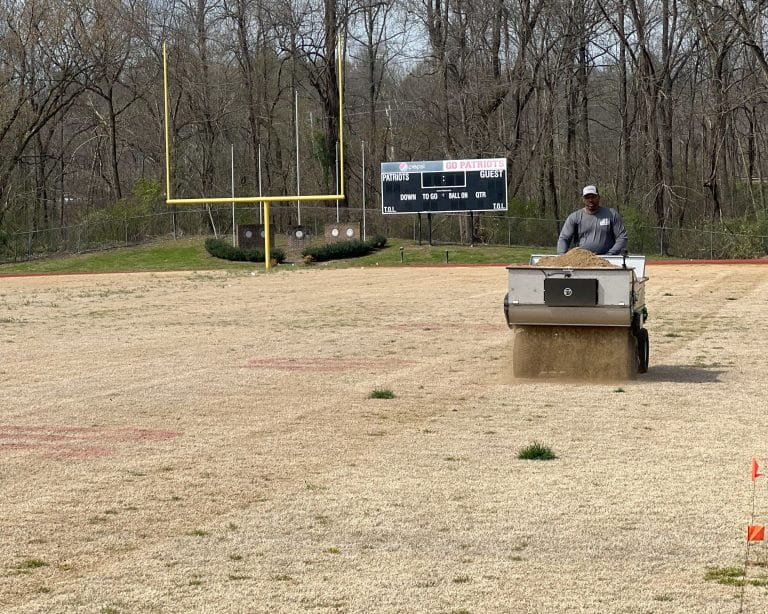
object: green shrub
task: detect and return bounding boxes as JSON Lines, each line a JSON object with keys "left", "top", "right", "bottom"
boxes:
{"left": 76, "top": 178, "right": 166, "bottom": 247}
{"left": 619, "top": 206, "right": 657, "bottom": 253}
{"left": 718, "top": 216, "right": 768, "bottom": 259}
{"left": 367, "top": 234, "right": 388, "bottom": 249}
{"left": 302, "top": 235, "right": 387, "bottom": 262}
{"left": 205, "top": 238, "right": 285, "bottom": 263}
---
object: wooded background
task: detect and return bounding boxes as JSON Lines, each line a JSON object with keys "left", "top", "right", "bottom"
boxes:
{"left": 1, "top": 0, "right": 768, "bottom": 258}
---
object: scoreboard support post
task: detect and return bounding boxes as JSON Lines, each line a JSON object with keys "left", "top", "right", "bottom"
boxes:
{"left": 417, "top": 212, "right": 421, "bottom": 246}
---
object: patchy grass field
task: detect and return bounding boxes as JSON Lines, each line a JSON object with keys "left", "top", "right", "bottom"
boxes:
{"left": 1, "top": 264, "right": 768, "bottom": 613}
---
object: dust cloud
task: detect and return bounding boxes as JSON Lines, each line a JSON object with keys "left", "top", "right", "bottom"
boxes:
{"left": 502, "top": 325, "right": 637, "bottom": 383}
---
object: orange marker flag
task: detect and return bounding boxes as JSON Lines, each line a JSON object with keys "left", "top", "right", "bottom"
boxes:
{"left": 753, "top": 458, "right": 764, "bottom": 481}
{"left": 748, "top": 525, "right": 765, "bottom": 542}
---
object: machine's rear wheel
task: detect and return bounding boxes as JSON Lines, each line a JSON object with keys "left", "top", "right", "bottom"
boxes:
{"left": 635, "top": 327, "right": 649, "bottom": 373}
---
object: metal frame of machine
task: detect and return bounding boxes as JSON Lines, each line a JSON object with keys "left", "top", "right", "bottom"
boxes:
{"left": 504, "top": 254, "right": 649, "bottom": 376}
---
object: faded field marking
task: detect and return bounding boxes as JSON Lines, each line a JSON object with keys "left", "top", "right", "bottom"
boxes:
{"left": 243, "top": 357, "right": 416, "bottom": 371}
{"left": 0, "top": 425, "right": 180, "bottom": 459}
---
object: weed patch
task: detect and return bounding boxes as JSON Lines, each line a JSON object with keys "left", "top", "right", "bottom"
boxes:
{"left": 704, "top": 566, "right": 768, "bottom": 587}
{"left": 452, "top": 575, "right": 471, "bottom": 584}
{"left": 369, "top": 388, "right": 395, "bottom": 399}
{"left": 518, "top": 442, "right": 557, "bottom": 460}
{"left": 17, "top": 558, "right": 48, "bottom": 570}
{"left": 187, "top": 529, "right": 209, "bottom": 537}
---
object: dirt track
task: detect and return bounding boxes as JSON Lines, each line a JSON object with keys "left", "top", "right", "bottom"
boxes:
{"left": 2, "top": 264, "right": 768, "bottom": 613}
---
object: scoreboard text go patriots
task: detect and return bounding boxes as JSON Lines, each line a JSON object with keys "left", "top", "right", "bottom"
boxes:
{"left": 380, "top": 158, "right": 508, "bottom": 214}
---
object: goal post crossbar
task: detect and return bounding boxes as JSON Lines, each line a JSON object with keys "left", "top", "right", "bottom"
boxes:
{"left": 165, "top": 194, "right": 345, "bottom": 206}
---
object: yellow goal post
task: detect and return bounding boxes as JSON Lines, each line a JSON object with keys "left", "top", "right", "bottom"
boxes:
{"left": 162, "top": 36, "right": 346, "bottom": 268}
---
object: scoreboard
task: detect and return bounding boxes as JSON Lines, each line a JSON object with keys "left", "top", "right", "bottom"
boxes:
{"left": 381, "top": 158, "right": 507, "bottom": 214}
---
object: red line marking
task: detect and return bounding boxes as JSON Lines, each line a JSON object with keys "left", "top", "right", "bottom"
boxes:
{"left": 0, "top": 425, "right": 181, "bottom": 460}
{"left": 645, "top": 259, "right": 768, "bottom": 265}
{"left": 244, "top": 357, "right": 416, "bottom": 371}
{"left": 0, "top": 270, "right": 168, "bottom": 278}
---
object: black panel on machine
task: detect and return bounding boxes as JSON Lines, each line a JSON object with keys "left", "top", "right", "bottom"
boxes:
{"left": 544, "top": 278, "right": 598, "bottom": 306}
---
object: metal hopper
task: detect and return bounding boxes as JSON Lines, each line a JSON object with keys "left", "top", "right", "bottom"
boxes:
{"left": 504, "top": 254, "right": 649, "bottom": 378}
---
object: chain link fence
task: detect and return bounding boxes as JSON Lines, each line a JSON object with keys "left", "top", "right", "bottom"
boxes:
{"left": 1, "top": 206, "right": 767, "bottom": 263}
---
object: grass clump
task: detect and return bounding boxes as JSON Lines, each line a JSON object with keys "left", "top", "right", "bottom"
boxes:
{"left": 452, "top": 575, "right": 471, "bottom": 584}
{"left": 187, "top": 528, "right": 209, "bottom": 537}
{"left": 518, "top": 442, "right": 557, "bottom": 460}
{"left": 17, "top": 558, "right": 48, "bottom": 569}
{"left": 705, "top": 566, "right": 745, "bottom": 586}
{"left": 704, "top": 565, "right": 768, "bottom": 587}
{"left": 368, "top": 388, "right": 395, "bottom": 399}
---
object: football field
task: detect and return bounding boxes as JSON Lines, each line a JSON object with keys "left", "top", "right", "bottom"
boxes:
{"left": 2, "top": 264, "right": 767, "bottom": 613}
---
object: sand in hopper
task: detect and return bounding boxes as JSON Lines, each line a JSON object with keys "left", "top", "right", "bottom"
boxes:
{"left": 535, "top": 247, "right": 620, "bottom": 268}
{"left": 510, "top": 249, "right": 633, "bottom": 381}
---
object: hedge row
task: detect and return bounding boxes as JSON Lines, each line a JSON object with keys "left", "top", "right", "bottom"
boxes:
{"left": 205, "top": 238, "right": 285, "bottom": 263}
{"left": 302, "top": 234, "right": 387, "bottom": 262}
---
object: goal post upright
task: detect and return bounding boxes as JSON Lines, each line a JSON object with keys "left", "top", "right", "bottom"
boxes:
{"left": 161, "top": 33, "right": 347, "bottom": 269}
{"left": 337, "top": 33, "right": 345, "bottom": 199}
{"left": 163, "top": 41, "right": 171, "bottom": 206}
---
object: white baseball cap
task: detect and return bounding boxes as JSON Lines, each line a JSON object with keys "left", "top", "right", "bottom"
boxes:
{"left": 582, "top": 185, "right": 598, "bottom": 196}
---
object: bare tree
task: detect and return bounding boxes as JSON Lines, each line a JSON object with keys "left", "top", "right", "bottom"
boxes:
{"left": 599, "top": 0, "right": 692, "bottom": 253}
{"left": 74, "top": 0, "right": 151, "bottom": 201}
{"left": 0, "top": 0, "right": 88, "bottom": 227}
{"left": 688, "top": 1, "right": 737, "bottom": 221}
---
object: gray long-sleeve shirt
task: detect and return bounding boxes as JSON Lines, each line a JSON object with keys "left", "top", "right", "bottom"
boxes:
{"left": 557, "top": 206, "right": 628, "bottom": 255}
